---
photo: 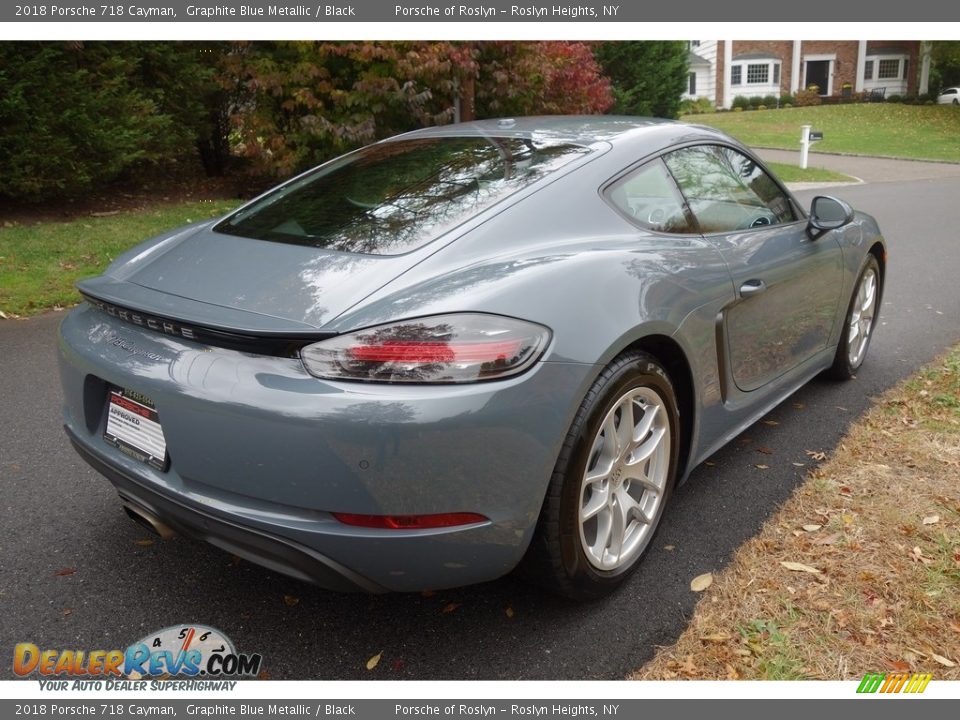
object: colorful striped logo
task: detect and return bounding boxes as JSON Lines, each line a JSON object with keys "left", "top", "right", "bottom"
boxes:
{"left": 857, "top": 673, "right": 932, "bottom": 694}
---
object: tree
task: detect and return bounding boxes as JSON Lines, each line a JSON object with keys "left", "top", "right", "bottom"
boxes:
{"left": 473, "top": 42, "right": 613, "bottom": 118}
{"left": 224, "top": 41, "right": 613, "bottom": 179}
{"left": 931, "top": 41, "right": 960, "bottom": 90}
{"left": 594, "top": 41, "right": 689, "bottom": 119}
{"left": 0, "top": 42, "right": 184, "bottom": 200}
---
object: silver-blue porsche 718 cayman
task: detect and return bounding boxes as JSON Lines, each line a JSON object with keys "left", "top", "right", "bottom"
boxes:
{"left": 58, "top": 116, "right": 885, "bottom": 598}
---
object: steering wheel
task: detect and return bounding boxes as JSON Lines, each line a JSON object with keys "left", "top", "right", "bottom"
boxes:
{"left": 739, "top": 212, "right": 774, "bottom": 230}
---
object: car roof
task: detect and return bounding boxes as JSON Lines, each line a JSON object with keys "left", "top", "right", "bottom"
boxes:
{"left": 387, "top": 115, "right": 735, "bottom": 149}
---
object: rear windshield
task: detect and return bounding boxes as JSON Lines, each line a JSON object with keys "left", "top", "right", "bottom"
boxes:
{"left": 214, "top": 137, "right": 591, "bottom": 255}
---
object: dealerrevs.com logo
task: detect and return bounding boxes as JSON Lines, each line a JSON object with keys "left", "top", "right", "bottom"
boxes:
{"left": 14, "top": 625, "right": 262, "bottom": 690}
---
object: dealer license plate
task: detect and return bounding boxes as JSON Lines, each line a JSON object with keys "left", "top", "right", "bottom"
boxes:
{"left": 104, "top": 388, "right": 168, "bottom": 471}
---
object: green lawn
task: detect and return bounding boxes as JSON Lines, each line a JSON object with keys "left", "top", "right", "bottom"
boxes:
{"left": 0, "top": 199, "right": 239, "bottom": 317}
{"left": 764, "top": 162, "right": 854, "bottom": 183}
{"left": 684, "top": 104, "right": 960, "bottom": 162}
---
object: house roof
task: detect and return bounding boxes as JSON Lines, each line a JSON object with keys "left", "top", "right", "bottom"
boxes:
{"left": 687, "top": 51, "right": 711, "bottom": 67}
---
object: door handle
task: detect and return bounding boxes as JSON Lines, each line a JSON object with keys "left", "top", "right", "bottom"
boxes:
{"left": 739, "top": 279, "right": 766, "bottom": 298}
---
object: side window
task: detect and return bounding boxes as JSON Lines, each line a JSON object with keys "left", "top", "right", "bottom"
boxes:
{"left": 606, "top": 159, "right": 694, "bottom": 234}
{"left": 663, "top": 145, "right": 797, "bottom": 234}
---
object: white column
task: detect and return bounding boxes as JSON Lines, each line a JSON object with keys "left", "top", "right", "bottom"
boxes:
{"left": 920, "top": 41, "right": 931, "bottom": 95}
{"left": 723, "top": 40, "right": 733, "bottom": 109}
{"left": 791, "top": 40, "right": 802, "bottom": 94}
{"left": 855, "top": 40, "right": 867, "bottom": 93}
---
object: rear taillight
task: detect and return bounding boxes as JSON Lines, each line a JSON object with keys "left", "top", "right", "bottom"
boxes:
{"left": 300, "top": 313, "right": 550, "bottom": 383}
{"left": 331, "top": 512, "right": 488, "bottom": 530}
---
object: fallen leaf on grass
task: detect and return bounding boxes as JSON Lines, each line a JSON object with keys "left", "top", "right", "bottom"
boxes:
{"left": 802, "top": 524, "right": 822, "bottom": 532}
{"left": 780, "top": 561, "right": 821, "bottom": 574}
{"left": 922, "top": 515, "right": 940, "bottom": 525}
{"left": 283, "top": 595, "right": 300, "bottom": 607}
{"left": 699, "top": 633, "right": 730, "bottom": 643}
{"left": 805, "top": 450, "right": 827, "bottom": 461}
{"left": 441, "top": 603, "right": 461, "bottom": 614}
{"left": 55, "top": 568, "right": 76, "bottom": 577}
{"left": 0, "top": 311, "right": 8, "bottom": 320}
{"left": 690, "top": 573, "right": 713, "bottom": 592}
{"left": 931, "top": 653, "right": 956, "bottom": 668}
{"left": 812, "top": 532, "right": 842, "bottom": 546}
{"left": 366, "top": 652, "right": 382, "bottom": 670}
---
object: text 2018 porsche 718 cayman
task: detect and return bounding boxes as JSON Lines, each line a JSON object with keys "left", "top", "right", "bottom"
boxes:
{"left": 59, "top": 117, "right": 885, "bottom": 598}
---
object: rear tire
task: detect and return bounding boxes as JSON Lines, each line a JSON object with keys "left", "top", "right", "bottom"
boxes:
{"left": 525, "top": 351, "right": 680, "bottom": 600}
{"left": 829, "top": 255, "right": 880, "bottom": 380}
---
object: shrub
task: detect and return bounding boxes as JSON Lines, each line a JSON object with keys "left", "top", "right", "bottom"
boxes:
{"left": 732, "top": 95, "right": 751, "bottom": 110}
{"left": 793, "top": 89, "right": 822, "bottom": 107}
{"left": 779, "top": 93, "right": 795, "bottom": 106}
{"left": 887, "top": 94, "right": 903, "bottom": 103}
{"left": 679, "top": 97, "right": 716, "bottom": 115}
{"left": 748, "top": 95, "right": 764, "bottom": 108}
{"left": 762, "top": 94, "right": 778, "bottom": 107}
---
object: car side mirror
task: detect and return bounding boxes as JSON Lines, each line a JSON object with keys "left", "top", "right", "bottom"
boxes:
{"left": 808, "top": 195, "right": 854, "bottom": 236}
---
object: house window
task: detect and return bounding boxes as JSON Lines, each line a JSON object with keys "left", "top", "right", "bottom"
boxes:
{"left": 864, "top": 60, "right": 873, "bottom": 80}
{"left": 747, "top": 64, "right": 770, "bottom": 84}
{"left": 690, "top": 41, "right": 701, "bottom": 48}
{"left": 731, "top": 66, "right": 742, "bottom": 85}
{"left": 878, "top": 59, "right": 900, "bottom": 79}
{"left": 903, "top": 58, "right": 909, "bottom": 80}
{"left": 773, "top": 64, "right": 781, "bottom": 85}
{"left": 688, "top": 72, "right": 697, "bottom": 95}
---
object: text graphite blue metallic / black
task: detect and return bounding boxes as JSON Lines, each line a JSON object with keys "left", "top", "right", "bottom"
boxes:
{"left": 58, "top": 117, "right": 886, "bottom": 598}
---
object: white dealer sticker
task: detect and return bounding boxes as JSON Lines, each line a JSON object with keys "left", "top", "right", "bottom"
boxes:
{"left": 104, "top": 389, "right": 168, "bottom": 471}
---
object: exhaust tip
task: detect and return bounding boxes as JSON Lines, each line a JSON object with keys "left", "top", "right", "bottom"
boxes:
{"left": 122, "top": 501, "right": 177, "bottom": 541}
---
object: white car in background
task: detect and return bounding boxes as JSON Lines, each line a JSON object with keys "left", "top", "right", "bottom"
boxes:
{"left": 937, "top": 87, "right": 959, "bottom": 105}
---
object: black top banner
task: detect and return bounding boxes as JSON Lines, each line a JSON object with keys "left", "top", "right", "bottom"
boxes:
{"left": 4, "top": 0, "right": 958, "bottom": 22}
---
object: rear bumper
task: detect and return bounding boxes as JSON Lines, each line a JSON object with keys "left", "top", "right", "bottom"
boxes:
{"left": 58, "top": 304, "right": 597, "bottom": 591}
{"left": 67, "top": 425, "right": 384, "bottom": 592}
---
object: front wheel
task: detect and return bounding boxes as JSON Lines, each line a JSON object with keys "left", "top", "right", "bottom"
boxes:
{"left": 829, "top": 255, "right": 881, "bottom": 379}
{"left": 525, "top": 352, "right": 680, "bottom": 599}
